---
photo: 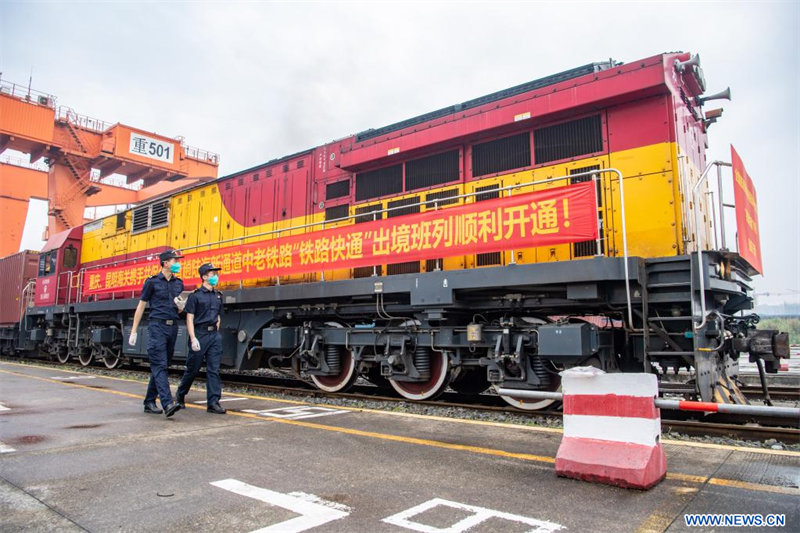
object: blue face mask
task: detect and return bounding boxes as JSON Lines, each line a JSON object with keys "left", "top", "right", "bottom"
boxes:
{"left": 170, "top": 263, "right": 181, "bottom": 274}
{"left": 208, "top": 274, "right": 219, "bottom": 286}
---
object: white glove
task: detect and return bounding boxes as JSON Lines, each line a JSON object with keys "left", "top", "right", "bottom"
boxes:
{"left": 128, "top": 332, "right": 138, "bottom": 346}
{"left": 174, "top": 296, "right": 186, "bottom": 312}
{"left": 191, "top": 337, "right": 201, "bottom": 351}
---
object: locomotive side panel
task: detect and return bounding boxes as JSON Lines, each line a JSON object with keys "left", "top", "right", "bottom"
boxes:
{"left": 606, "top": 94, "right": 682, "bottom": 257}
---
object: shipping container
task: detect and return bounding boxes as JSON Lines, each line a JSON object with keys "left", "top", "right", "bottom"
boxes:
{"left": 0, "top": 250, "right": 40, "bottom": 326}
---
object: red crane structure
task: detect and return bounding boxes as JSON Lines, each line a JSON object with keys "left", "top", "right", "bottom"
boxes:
{"left": 0, "top": 80, "right": 219, "bottom": 256}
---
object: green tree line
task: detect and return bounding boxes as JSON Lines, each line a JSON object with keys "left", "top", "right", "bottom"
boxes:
{"left": 758, "top": 317, "right": 800, "bottom": 345}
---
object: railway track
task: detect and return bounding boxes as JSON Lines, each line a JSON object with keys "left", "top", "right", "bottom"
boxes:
{"left": 4, "top": 358, "right": 798, "bottom": 444}
{"left": 740, "top": 385, "right": 800, "bottom": 402}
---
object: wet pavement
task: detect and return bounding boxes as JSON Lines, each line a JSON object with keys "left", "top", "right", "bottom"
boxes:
{"left": 1, "top": 361, "right": 798, "bottom": 532}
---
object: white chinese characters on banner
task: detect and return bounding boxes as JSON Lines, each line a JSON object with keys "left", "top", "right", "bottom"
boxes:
{"left": 129, "top": 132, "right": 175, "bottom": 164}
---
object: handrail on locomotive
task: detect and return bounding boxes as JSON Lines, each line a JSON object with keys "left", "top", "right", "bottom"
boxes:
{"left": 692, "top": 160, "right": 733, "bottom": 332}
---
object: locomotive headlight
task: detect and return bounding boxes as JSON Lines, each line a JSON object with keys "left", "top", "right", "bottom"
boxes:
{"left": 716, "top": 261, "right": 727, "bottom": 279}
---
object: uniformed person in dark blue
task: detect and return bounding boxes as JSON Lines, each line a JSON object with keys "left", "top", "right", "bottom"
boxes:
{"left": 176, "top": 263, "right": 226, "bottom": 414}
{"left": 128, "top": 249, "right": 185, "bottom": 418}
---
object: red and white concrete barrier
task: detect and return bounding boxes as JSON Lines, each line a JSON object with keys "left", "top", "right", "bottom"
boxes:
{"left": 495, "top": 369, "right": 798, "bottom": 490}
{"left": 554, "top": 368, "right": 667, "bottom": 490}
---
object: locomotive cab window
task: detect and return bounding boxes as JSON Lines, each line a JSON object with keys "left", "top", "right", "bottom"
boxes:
{"left": 62, "top": 245, "right": 78, "bottom": 269}
{"left": 39, "top": 251, "right": 57, "bottom": 276}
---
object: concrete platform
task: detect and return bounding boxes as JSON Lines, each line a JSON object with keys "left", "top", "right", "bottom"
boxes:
{"left": 1, "top": 361, "right": 798, "bottom": 533}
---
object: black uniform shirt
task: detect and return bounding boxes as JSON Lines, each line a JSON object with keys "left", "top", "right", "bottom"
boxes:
{"left": 140, "top": 272, "right": 184, "bottom": 321}
{"left": 185, "top": 286, "right": 222, "bottom": 327}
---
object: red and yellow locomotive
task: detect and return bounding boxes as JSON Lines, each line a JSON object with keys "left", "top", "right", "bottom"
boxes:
{"left": 1, "top": 52, "right": 787, "bottom": 408}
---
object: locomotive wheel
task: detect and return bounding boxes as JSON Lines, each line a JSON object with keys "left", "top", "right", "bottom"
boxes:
{"left": 389, "top": 351, "right": 450, "bottom": 401}
{"left": 497, "top": 375, "right": 562, "bottom": 411}
{"left": 310, "top": 350, "right": 358, "bottom": 393}
{"left": 449, "top": 368, "right": 491, "bottom": 395}
{"left": 78, "top": 351, "right": 93, "bottom": 367}
{"left": 56, "top": 350, "right": 70, "bottom": 364}
{"left": 103, "top": 351, "right": 124, "bottom": 369}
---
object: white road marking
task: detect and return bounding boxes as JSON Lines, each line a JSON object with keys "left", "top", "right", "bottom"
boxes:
{"left": 0, "top": 441, "right": 16, "bottom": 454}
{"left": 211, "top": 479, "right": 350, "bottom": 533}
{"left": 0, "top": 402, "right": 9, "bottom": 411}
{"left": 242, "top": 406, "right": 348, "bottom": 420}
{"left": 50, "top": 375, "right": 96, "bottom": 381}
{"left": 286, "top": 492, "right": 352, "bottom": 513}
{"left": 382, "top": 498, "right": 565, "bottom": 533}
{"left": 192, "top": 397, "right": 249, "bottom": 404}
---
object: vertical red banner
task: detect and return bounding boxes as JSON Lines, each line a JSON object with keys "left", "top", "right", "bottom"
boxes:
{"left": 730, "top": 145, "right": 763, "bottom": 274}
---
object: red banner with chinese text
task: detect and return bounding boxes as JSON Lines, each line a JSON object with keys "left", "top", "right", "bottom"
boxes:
{"left": 82, "top": 181, "right": 599, "bottom": 295}
{"left": 730, "top": 146, "right": 763, "bottom": 274}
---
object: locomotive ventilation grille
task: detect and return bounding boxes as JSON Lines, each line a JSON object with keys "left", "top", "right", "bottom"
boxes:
{"left": 534, "top": 115, "right": 603, "bottom": 164}
{"left": 405, "top": 150, "right": 459, "bottom": 190}
{"left": 356, "top": 164, "right": 403, "bottom": 201}
{"left": 131, "top": 201, "right": 169, "bottom": 234}
{"left": 472, "top": 132, "right": 531, "bottom": 177}
{"left": 326, "top": 179, "right": 350, "bottom": 200}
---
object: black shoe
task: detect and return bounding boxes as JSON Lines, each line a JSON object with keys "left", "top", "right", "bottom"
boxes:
{"left": 164, "top": 403, "right": 180, "bottom": 418}
{"left": 207, "top": 403, "right": 226, "bottom": 414}
{"left": 144, "top": 402, "right": 163, "bottom": 414}
{"left": 176, "top": 394, "right": 185, "bottom": 409}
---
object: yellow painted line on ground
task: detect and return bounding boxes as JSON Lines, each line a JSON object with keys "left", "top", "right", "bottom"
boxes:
{"left": 2, "top": 365, "right": 798, "bottom": 495}
{"left": 269, "top": 415, "right": 558, "bottom": 464}
{"left": 2, "top": 360, "right": 798, "bottom": 458}
{"left": 0, "top": 368, "right": 146, "bottom": 401}
{"left": 7, "top": 361, "right": 800, "bottom": 459}
{"left": 665, "top": 472, "right": 800, "bottom": 496}
{"left": 0, "top": 361, "right": 564, "bottom": 434}
{"left": 706, "top": 477, "right": 800, "bottom": 495}
{"left": 661, "top": 438, "right": 800, "bottom": 457}
{"left": 666, "top": 472, "right": 710, "bottom": 484}
{"left": 0, "top": 367, "right": 553, "bottom": 464}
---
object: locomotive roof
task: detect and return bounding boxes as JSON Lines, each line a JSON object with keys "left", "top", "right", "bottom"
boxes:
{"left": 224, "top": 57, "right": 621, "bottom": 182}
{"left": 353, "top": 59, "right": 619, "bottom": 143}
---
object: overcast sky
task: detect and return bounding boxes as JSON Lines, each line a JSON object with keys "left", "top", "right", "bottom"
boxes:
{"left": 2, "top": 1, "right": 798, "bottom": 303}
